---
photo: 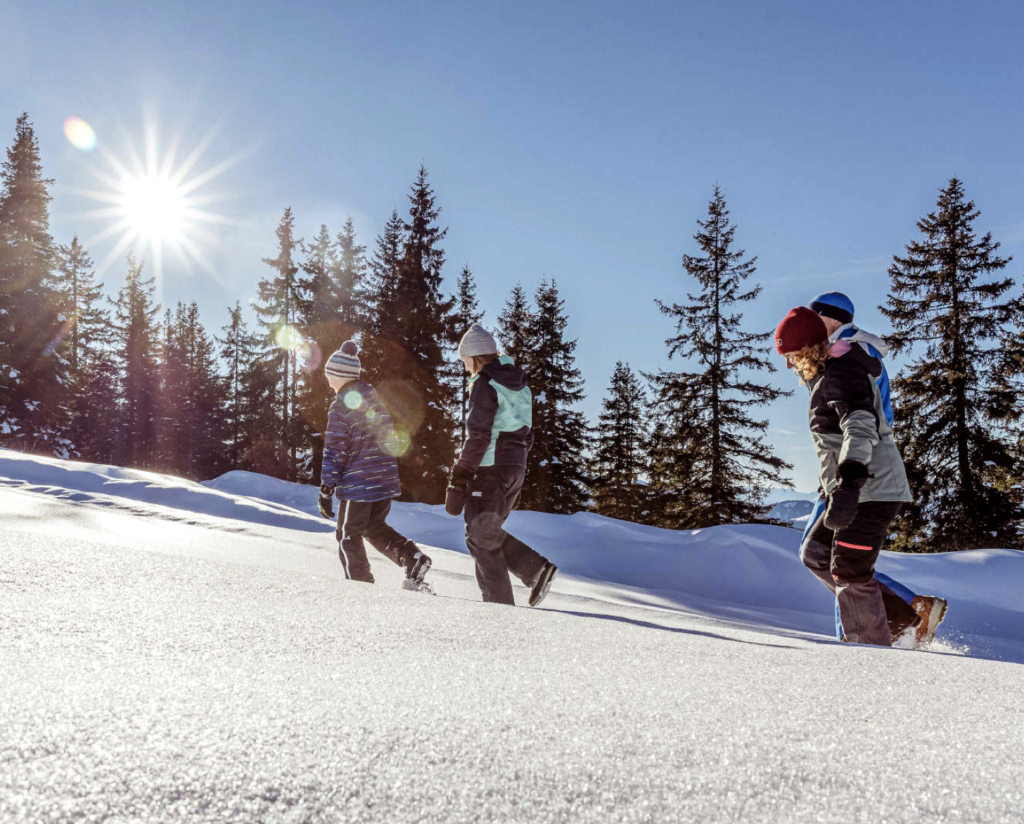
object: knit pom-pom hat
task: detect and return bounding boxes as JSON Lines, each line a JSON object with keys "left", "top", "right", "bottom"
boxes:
{"left": 775, "top": 307, "right": 828, "bottom": 354}
{"left": 325, "top": 340, "right": 361, "bottom": 379}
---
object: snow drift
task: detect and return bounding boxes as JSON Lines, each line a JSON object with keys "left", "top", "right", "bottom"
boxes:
{"left": 2, "top": 448, "right": 1022, "bottom": 662}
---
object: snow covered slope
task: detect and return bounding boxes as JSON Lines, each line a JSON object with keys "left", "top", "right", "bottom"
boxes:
{"left": 2, "top": 451, "right": 1024, "bottom": 822}
{"left": 4, "top": 449, "right": 1023, "bottom": 661}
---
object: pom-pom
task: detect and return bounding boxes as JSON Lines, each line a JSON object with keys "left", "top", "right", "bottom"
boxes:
{"left": 341, "top": 340, "right": 359, "bottom": 356}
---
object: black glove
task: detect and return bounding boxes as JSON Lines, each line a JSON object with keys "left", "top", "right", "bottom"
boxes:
{"left": 445, "top": 484, "right": 467, "bottom": 517}
{"left": 318, "top": 484, "right": 336, "bottom": 520}
{"left": 450, "top": 462, "right": 475, "bottom": 488}
{"left": 445, "top": 463, "right": 475, "bottom": 516}
{"left": 824, "top": 461, "right": 869, "bottom": 531}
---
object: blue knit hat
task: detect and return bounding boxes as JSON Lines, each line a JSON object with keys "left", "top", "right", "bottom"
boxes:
{"left": 325, "top": 340, "right": 361, "bottom": 379}
{"left": 809, "top": 292, "right": 855, "bottom": 325}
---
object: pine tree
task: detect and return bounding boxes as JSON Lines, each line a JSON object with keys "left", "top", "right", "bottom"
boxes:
{"left": 519, "top": 279, "right": 590, "bottom": 514}
{"left": 219, "top": 301, "right": 283, "bottom": 476}
{"left": 179, "top": 302, "right": 227, "bottom": 479}
{"left": 648, "top": 186, "right": 791, "bottom": 529}
{"left": 55, "top": 237, "right": 104, "bottom": 380}
{"left": 54, "top": 236, "right": 118, "bottom": 462}
{"left": 334, "top": 215, "right": 367, "bottom": 335}
{"left": 360, "top": 208, "right": 404, "bottom": 387}
{"left": 0, "top": 113, "right": 70, "bottom": 456}
{"left": 252, "top": 207, "right": 301, "bottom": 480}
{"left": 881, "top": 177, "right": 1022, "bottom": 551}
{"left": 153, "top": 302, "right": 226, "bottom": 479}
{"left": 156, "top": 305, "right": 186, "bottom": 472}
{"left": 369, "top": 167, "right": 457, "bottom": 503}
{"left": 110, "top": 255, "right": 161, "bottom": 469}
{"left": 294, "top": 224, "right": 336, "bottom": 481}
{"left": 452, "top": 263, "right": 484, "bottom": 442}
{"left": 993, "top": 294, "right": 1024, "bottom": 546}
{"left": 590, "top": 362, "right": 649, "bottom": 522}
{"left": 217, "top": 302, "right": 260, "bottom": 469}
{"left": 496, "top": 282, "right": 534, "bottom": 367}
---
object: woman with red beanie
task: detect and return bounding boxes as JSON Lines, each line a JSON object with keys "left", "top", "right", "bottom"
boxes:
{"left": 775, "top": 307, "right": 913, "bottom": 646}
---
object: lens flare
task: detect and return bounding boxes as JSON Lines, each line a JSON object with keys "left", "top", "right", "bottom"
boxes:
{"left": 381, "top": 429, "right": 411, "bottom": 458}
{"left": 343, "top": 390, "right": 363, "bottom": 410}
{"left": 300, "top": 342, "right": 322, "bottom": 372}
{"left": 275, "top": 324, "right": 302, "bottom": 351}
{"left": 63, "top": 117, "right": 97, "bottom": 152}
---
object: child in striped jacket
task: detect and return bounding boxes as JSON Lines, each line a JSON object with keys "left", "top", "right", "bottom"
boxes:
{"left": 317, "top": 341, "right": 431, "bottom": 589}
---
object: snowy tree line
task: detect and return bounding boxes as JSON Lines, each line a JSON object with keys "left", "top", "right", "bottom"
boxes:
{"left": 1, "top": 112, "right": 1022, "bottom": 550}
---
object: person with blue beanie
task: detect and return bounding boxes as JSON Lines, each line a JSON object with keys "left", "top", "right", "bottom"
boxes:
{"left": 805, "top": 292, "right": 948, "bottom": 647}
{"left": 317, "top": 340, "right": 432, "bottom": 589}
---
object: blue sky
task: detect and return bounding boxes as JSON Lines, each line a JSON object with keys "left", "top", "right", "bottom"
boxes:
{"left": 3, "top": 0, "right": 1024, "bottom": 490}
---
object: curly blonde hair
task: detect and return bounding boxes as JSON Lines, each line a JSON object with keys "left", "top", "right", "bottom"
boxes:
{"left": 787, "top": 340, "right": 830, "bottom": 382}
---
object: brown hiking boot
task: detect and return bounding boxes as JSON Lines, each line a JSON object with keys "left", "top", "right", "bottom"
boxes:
{"left": 911, "top": 596, "right": 948, "bottom": 648}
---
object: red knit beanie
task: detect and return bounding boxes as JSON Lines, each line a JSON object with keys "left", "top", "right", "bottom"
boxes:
{"left": 775, "top": 307, "right": 828, "bottom": 354}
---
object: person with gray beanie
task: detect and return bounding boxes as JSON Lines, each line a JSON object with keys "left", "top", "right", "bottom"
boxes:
{"left": 318, "top": 340, "right": 432, "bottom": 590}
{"left": 446, "top": 324, "right": 557, "bottom": 607}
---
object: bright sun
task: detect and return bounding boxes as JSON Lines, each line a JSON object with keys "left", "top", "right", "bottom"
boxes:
{"left": 67, "top": 114, "right": 246, "bottom": 288}
{"left": 119, "top": 173, "right": 187, "bottom": 244}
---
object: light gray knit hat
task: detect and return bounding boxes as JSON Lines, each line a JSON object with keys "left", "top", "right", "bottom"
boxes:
{"left": 325, "top": 340, "right": 361, "bottom": 379}
{"left": 458, "top": 323, "right": 499, "bottom": 358}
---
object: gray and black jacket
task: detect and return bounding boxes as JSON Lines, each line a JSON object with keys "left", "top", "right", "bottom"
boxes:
{"left": 806, "top": 342, "right": 912, "bottom": 503}
{"left": 455, "top": 356, "right": 533, "bottom": 476}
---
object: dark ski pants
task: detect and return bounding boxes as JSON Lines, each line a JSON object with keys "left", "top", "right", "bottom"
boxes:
{"left": 464, "top": 465, "right": 548, "bottom": 605}
{"left": 335, "top": 498, "right": 416, "bottom": 583}
{"left": 802, "top": 497, "right": 918, "bottom": 624}
{"left": 800, "top": 501, "right": 917, "bottom": 646}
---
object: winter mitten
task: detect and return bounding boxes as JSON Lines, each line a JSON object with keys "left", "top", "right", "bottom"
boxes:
{"left": 445, "top": 484, "right": 467, "bottom": 517}
{"left": 449, "top": 462, "right": 476, "bottom": 488}
{"left": 824, "top": 461, "right": 869, "bottom": 530}
{"left": 824, "top": 486, "right": 859, "bottom": 531}
{"left": 836, "top": 460, "right": 870, "bottom": 490}
{"left": 318, "top": 484, "right": 336, "bottom": 520}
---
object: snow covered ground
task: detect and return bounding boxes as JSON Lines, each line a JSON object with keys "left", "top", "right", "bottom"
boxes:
{"left": 2, "top": 450, "right": 1023, "bottom": 823}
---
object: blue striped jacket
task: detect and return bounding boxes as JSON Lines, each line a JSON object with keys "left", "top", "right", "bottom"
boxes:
{"left": 321, "top": 380, "right": 402, "bottom": 502}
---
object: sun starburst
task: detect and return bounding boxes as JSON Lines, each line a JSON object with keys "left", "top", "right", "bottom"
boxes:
{"left": 66, "top": 113, "right": 248, "bottom": 293}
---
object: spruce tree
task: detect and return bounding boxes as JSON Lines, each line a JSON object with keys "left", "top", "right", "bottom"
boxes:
{"left": 496, "top": 282, "right": 534, "bottom": 367}
{"left": 649, "top": 186, "right": 791, "bottom": 528}
{"left": 520, "top": 279, "right": 590, "bottom": 514}
{"left": 993, "top": 293, "right": 1024, "bottom": 545}
{"left": 590, "top": 362, "right": 649, "bottom": 522}
{"left": 55, "top": 236, "right": 118, "bottom": 462}
{"left": 370, "top": 167, "right": 457, "bottom": 503}
{"left": 0, "top": 113, "right": 70, "bottom": 456}
{"left": 179, "top": 302, "right": 227, "bottom": 479}
{"left": 334, "top": 215, "right": 367, "bottom": 335}
{"left": 110, "top": 255, "right": 161, "bottom": 469}
{"left": 156, "top": 305, "right": 186, "bottom": 471}
{"left": 881, "top": 177, "right": 1021, "bottom": 551}
{"left": 294, "top": 224, "right": 336, "bottom": 480}
{"left": 218, "top": 302, "right": 260, "bottom": 470}
{"left": 252, "top": 207, "right": 301, "bottom": 480}
{"left": 360, "top": 208, "right": 404, "bottom": 387}
{"left": 56, "top": 237, "right": 105, "bottom": 380}
{"left": 452, "top": 263, "right": 484, "bottom": 442}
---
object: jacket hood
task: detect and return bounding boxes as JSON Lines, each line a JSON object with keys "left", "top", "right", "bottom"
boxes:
{"left": 834, "top": 323, "right": 890, "bottom": 359}
{"left": 478, "top": 356, "right": 529, "bottom": 391}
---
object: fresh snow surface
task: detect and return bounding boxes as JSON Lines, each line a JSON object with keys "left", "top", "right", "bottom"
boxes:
{"left": 2, "top": 450, "right": 1024, "bottom": 823}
